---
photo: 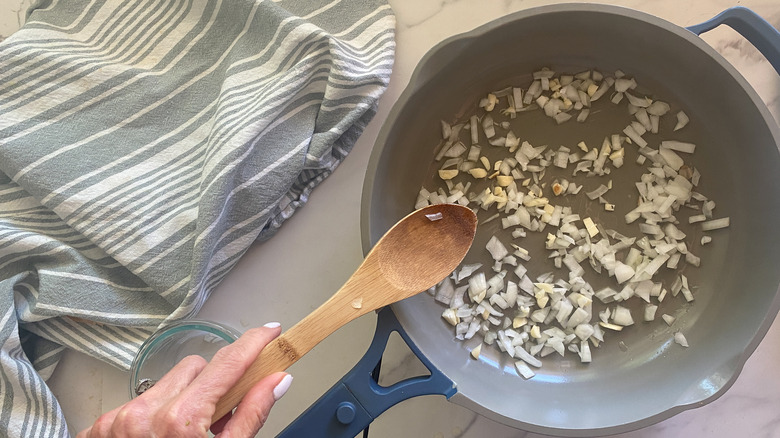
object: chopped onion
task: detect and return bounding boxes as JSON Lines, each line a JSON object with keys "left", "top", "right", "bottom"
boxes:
{"left": 644, "top": 304, "right": 658, "bottom": 321}
{"left": 612, "top": 306, "right": 634, "bottom": 326}
{"left": 660, "top": 140, "right": 696, "bottom": 154}
{"left": 614, "top": 262, "right": 635, "bottom": 284}
{"left": 701, "top": 217, "right": 730, "bottom": 231}
{"left": 586, "top": 184, "right": 610, "bottom": 200}
{"left": 442, "top": 308, "right": 459, "bottom": 326}
{"left": 674, "top": 332, "right": 689, "bottom": 347}
{"left": 674, "top": 111, "right": 689, "bottom": 131}
{"left": 438, "top": 169, "right": 459, "bottom": 180}
{"left": 514, "top": 360, "right": 535, "bottom": 379}
{"left": 425, "top": 212, "right": 444, "bottom": 221}
{"left": 420, "top": 67, "right": 726, "bottom": 380}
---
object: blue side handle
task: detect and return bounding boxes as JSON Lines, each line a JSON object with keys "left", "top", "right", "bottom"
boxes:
{"left": 277, "top": 307, "right": 456, "bottom": 438}
{"left": 687, "top": 6, "right": 780, "bottom": 75}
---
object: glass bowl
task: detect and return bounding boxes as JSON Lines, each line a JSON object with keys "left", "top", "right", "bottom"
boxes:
{"left": 129, "top": 320, "right": 242, "bottom": 399}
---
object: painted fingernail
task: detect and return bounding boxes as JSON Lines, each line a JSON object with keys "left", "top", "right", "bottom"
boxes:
{"left": 273, "top": 374, "right": 293, "bottom": 401}
{"left": 263, "top": 322, "right": 281, "bottom": 329}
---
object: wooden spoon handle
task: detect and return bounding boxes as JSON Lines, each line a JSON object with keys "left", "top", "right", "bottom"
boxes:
{"left": 211, "top": 271, "right": 384, "bottom": 422}
{"left": 212, "top": 334, "right": 299, "bottom": 421}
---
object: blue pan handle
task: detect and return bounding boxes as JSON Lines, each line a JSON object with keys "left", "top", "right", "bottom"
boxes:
{"left": 687, "top": 6, "right": 780, "bottom": 75}
{"left": 277, "top": 307, "right": 456, "bottom": 438}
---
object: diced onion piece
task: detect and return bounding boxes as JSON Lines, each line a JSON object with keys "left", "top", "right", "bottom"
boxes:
{"left": 661, "top": 140, "right": 696, "bottom": 154}
{"left": 658, "top": 148, "right": 684, "bottom": 171}
{"left": 614, "top": 77, "right": 637, "bottom": 93}
{"left": 579, "top": 341, "right": 592, "bottom": 363}
{"left": 586, "top": 184, "right": 609, "bottom": 200}
{"left": 468, "top": 273, "right": 487, "bottom": 303}
{"left": 456, "top": 263, "right": 482, "bottom": 282}
{"left": 514, "top": 360, "right": 535, "bottom": 379}
{"left": 674, "top": 111, "right": 689, "bottom": 131}
{"left": 612, "top": 306, "right": 634, "bottom": 326}
{"left": 438, "top": 169, "right": 458, "bottom": 180}
{"left": 647, "top": 101, "right": 670, "bottom": 116}
{"left": 565, "top": 308, "right": 589, "bottom": 329}
{"left": 674, "top": 332, "right": 689, "bottom": 347}
{"left": 425, "top": 212, "right": 443, "bottom": 222}
{"left": 614, "top": 262, "right": 635, "bottom": 284}
{"left": 442, "top": 308, "right": 459, "bottom": 326}
{"left": 701, "top": 217, "right": 730, "bottom": 231}
{"left": 486, "top": 236, "right": 509, "bottom": 260}
{"left": 482, "top": 115, "right": 495, "bottom": 138}
{"left": 688, "top": 214, "right": 707, "bottom": 224}
{"left": 554, "top": 112, "right": 572, "bottom": 124}
{"left": 599, "top": 322, "right": 624, "bottom": 331}
{"left": 574, "top": 324, "right": 595, "bottom": 340}
{"left": 662, "top": 314, "right": 676, "bottom": 326}
{"left": 471, "top": 344, "right": 483, "bottom": 359}
{"left": 623, "top": 124, "right": 647, "bottom": 147}
{"left": 644, "top": 304, "right": 658, "bottom": 322}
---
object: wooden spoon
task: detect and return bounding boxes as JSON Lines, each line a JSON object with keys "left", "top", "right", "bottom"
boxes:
{"left": 211, "top": 204, "right": 477, "bottom": 422}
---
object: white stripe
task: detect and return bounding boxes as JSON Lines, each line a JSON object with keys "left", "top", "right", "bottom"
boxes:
{"left": 62, "top": 322, "right": 138, "bottom": 357}
{"left": 110, "top": 203, "right": 198, "bottom": 262}
{"left": 0, "top": 306, "right": 14, "bottom": 333}
{"left": 333, "top": 4, "right": 391, "bottom": 38}
{"left": 304, "top": 0, "right": 342, "bottom": 19}
{"left": 20, "top": 364, "right": 42, "bottom": 438}
{"left": 133, "top": 230, "right": 194, "bottom": 275}
{"left": 37, "top": 270, "right": 152, "bottom": 292}
{"left": 111, "top": 327, "right": 152, "bottom": 345}
{"left": 36, "top": 321, "right": 129, "bottom": 367}
{"left": 34, "top": 304, "right": 168, "bottom": 321}
{"left": 82, "top": 176, "right": 201, "bottom": 244}
{"left": 31, "top": 346, "right": 63, "bottom": 365}
{"left": 31, "top": 0, "right": 107, "bottom": 31}
{"left": 159, "top": 275, "right": 190, "bottom": 298}
{"left": 0, "top": 243, "right": 70, "bottom": 273}
{"left": 0, "top": 184, "right": 28, "bottom": 196}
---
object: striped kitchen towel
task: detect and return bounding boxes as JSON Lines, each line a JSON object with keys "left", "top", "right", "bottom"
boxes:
{"left": 0, "top": 0, "right": 395, "bottom": 435}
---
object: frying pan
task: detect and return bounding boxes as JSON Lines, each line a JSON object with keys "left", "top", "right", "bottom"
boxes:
{"left": 280, "top": 4, "right": 780, "bottom": 436}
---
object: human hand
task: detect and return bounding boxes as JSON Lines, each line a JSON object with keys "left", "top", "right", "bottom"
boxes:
{"left": 78, "top": 323, "right": 293, "bottom": 437}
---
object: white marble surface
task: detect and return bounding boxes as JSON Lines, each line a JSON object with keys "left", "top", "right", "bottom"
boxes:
{"left": 3, "top": 0, "right": 780, "bottom": 437}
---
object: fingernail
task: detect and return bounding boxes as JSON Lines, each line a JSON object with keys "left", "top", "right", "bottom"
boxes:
{"left": 263, "top": 322, "right": 281, "bottom": 329}
{"left": 273, "top": 374, "right": 293, "bottom": 401}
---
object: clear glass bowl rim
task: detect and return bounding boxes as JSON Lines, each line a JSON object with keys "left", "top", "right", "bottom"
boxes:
{"left": 128, "top": 320, "right": 242, "bottom": 399}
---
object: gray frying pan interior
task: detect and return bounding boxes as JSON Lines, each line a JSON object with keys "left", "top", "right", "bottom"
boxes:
{"left": 361, "top": 4, "right": 780, "bottom": 436}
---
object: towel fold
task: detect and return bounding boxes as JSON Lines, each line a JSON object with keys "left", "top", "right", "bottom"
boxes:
{"left": 0, "top": 0, "right": 394, "bottom": 434}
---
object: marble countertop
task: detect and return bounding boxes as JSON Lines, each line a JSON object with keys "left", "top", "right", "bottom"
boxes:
{"left": 3, "top": 0, "right": 779, "bottom": 437}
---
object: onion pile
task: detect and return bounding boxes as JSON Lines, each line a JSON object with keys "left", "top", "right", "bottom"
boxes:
{"left": 417, "top": 68, "right": 729, "bottom": 379}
